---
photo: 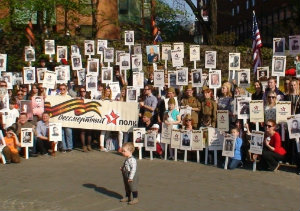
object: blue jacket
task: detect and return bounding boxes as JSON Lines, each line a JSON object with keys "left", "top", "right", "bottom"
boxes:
{"left": 233, "top": 137, "right": 243, "bottom": 160}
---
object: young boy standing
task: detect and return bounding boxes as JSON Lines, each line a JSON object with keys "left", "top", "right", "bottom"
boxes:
{"left": 120, "top": 142, "right": 139, "bottom": 205}
{"left": 227, "top": 127, "right": 243, "bottom": 170}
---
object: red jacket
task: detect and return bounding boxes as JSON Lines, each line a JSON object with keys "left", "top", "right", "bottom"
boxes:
{"left": 270, "top": 132, "right": 286, "bottom": 156}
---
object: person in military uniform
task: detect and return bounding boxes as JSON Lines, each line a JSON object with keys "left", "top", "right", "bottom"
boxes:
{"left": 200, "top": 86, "right": 217, "bottom": 128}
{"left": 180, "top": 84, "right": 201, "bottom": 129}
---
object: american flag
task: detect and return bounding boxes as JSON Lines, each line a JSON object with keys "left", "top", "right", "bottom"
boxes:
{"left": 252, "top": 11, "right": 262, "bottom": 74}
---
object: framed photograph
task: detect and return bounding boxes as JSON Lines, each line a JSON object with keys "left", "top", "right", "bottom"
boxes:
{"left": 289, "top": 35, "right": 300, "bottom": 56}
{"left": 191, "top": 130, "right": 203, "bottom": 151}
{"left": 273, "top": 38, "right": 285, "bottom": 55}
{"left": 20, "top": 100, "right": 33, "bottom": 120}
{"left": 217, "top": 110, "right": 229, "bottom": 132}
{"left": 208, "top": 128, "right": 222, "bottom": 150}
{"left": 71, "top": 45, "right": 80, "bottom": 55}
{"left": 249, "top": 100, "right": 264, "bottom": 123}
{"left": 256, "top": 67, "right": 269, "bottom": 82}
{"left": 238, "top": 69, "right": 250, "bottom": 88}
{"left": 208, "top": 69, "right": 221, "bottom": 88}
{"left": 0, "top": 93, "right": 9, "bottom": 110}
{"left": 119, "top": 53, "right": 131, "bottom": 70}
{"left": 201, "top": 73, "right": 209, "bottom": 87}
{"left": 87, "top": 58, "right": 99, "bottom": 75}
{"left": 25, "top": 46, "right": 35, "bottom": 62}
{"left": 36, "top": 68, "right": 47, "bottom": 83}
{"left": 20, "top": 128, "right": 33, "bottom": 147}
{"left": 287, "top": 115, "right": 300, "bottom": 139}
{"left": 228, "top": 70, "right": 239, "bottom": 83}
{"left": 145, "top": 132, "right": 156, "bottom": 151}
{"left": 104, "top": 47, "right": 114, "bottom": 63}
{"left": 229, "top": 53, "right": 240, "bottom": 70}
{"left": 1, "top": 72, "right": 13, "bottom": 89}
{"left": 222, "top": 134, "right": 236, "bottom": 157}
{"left": 71, "top": 55, "right": 82, "bottom": 70}
{"left": 173, "top": 42, "right": 184, "bottom": 58}
{"left": 180, "top": 130, "right": 192, "bottom": 150}
{"left": 146, "top": 45, "right": 160, "bottom": 63}
{"left": 76, "top": 69, "right": 86, "bottom": 86}
{"left": 296, "top": 61, "right": 300, "bottom": 78}
{"left": 179, "top": 106, "right": 192, "bottom": 122}
{"left": 176, "top": 67, "right": 188, "bottom": 86}
{"left": 249, "top": 131, "right": 264, "bottom": 155}
{"left": 12, "top": 72, "right": 22, "bottom": 86}
{"left": 97, "top": 40, "right": 107, "bottom": 55}
{"left": 55, "top": 66, "right": 68, "bottom": 84}
{"left": 49, "top": 123, "right": 62, "bottom": 142}
{"left": 0, "top": 130, "right": 6, "bottom": 151}
{"left": 168, "top": 71, "right": 178, "bottom": 88}
{"left": 57, "top": 46, "right": 68, "bottom": 63}
{"left": 44, "top": 40, "right": 55, "bottom": 55}
{"left": 115, "top": 50, "right": 125, "bottom": 66}
{"left": 190, "top": 45, "right": 200, "bottom": 61}
{"left": 43, "top": 70, "right": 56, "bottom": 89}
{"left": 205, "top": 51, "right": 216, "bottom": 69}
{"left": 171, "top": 129, "right": 181, "bottom": 149}
{"left": 23, "top": 67, "right": 35, "bottom": 84}
{"left": 101, "top": 66, "right": 112, "bottom": 84}
{"left": 124, "top": 30, "right": 134, "bottom": 46}
{"left": 132, "top": 72, "right": 144, "bottom": 89}
{"left": 32, "top": 96, "right": 44, "bottom": 116}
{"left": 237, "top": 97, "right": 251, "bottom": 120}
{"left": 84, "top": 40, "right": 95, "bottom": 56}
{"left": 133, "top": 44, "right": 142, "bottom": 55}
{"left": 191, "top": 69, "right": 202, "bottom": 87}
{"left": 108, "top": 82, "right": 121, "bottom": 100}
{"left": 133, "top": 128, "right": 145, "bottom": 147}
{"left": 171, "top": 49, "right": 183, "bottom": 67}
{"left": 86, "top": 74, "right": 97, "bottom": 91}
{"left": 162, "top": 44, "right": 172, "bottom": 61}
{"left": 276, "top": 101, "right": 291, "bottom": 124}
{"left": 0, "top": 54, "right": 7, "bottom": 72}
{"left": 126, "top": 87, "right": 137, "bottom": 102}
{"left": 272, "top": 56, "right": 286, "bottom": 77}
{"left": 131, "top": 54, "right": 142, "bottom": 71}
{"left": 154, "top": 70, "right": 164, "bottom": 87}
{"left": 161, "top": 123, "right": 172, "bottom": 144}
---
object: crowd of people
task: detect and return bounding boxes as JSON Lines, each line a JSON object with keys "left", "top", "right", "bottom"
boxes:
{"left": 0, "top": 47, "right": 299, "bottom": 176}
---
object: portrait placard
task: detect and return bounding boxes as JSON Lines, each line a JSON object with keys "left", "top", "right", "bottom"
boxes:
{"left": 133, "top": 128, "right": 145, "bottom": 147}
{"left": 289, "top": 35, "right": 300, "bottom": 56}
{"left": 171, "top": 49, "right": 183, "bottom": 67}
{"left": 132, "top": 72, "right": 144, "bottom": 89}
{"left": 217, "top": 110, "right": 229, "bottom": 132}
{"left": 191, "top": 130, "right": 203, "bottom": 151}
{"left": 1, "top": 72, "right": 13, "bottom": 89}
{"left": 25, "top": 46, "right": 35, "bottom": 62}
{"left": 276, "top": 101, "right": 291, "bottom": 123}
{"left": 176, "top": 67, "right": 188, "bottom": 86}
{"left": 180, "top": 130, "right": 192, "bottom": 150}
{"left": 23, "top": 67, "right": 35, "bottom": 84}
{"left": 201, "top": 127, "right": 209, "bottom": 147}
{"left": 101, "top": 66, "right": 113, "bottom": 84}
{"left": 273, "top": 38, "right": 285, "bottom": 55}
{"left": 205, "top": 51, "right": 216, "bottom": 69}
{"left": 208, "top": 127, "right": 223, "bottom": 150}
{"left": 229, "top": 53, "right": 240, "bottom": 70}
{"left": 71, "top": 55, "right": 82, "bottom": 70}
{"left": 162, "top": 44, "right": 172, "bottom": 61}
{"left": 154, "top": 70, "right": 165, "bottom": 87}
{"left": 161, "top": 123, "right": 172, "bottom": 144}
{"left": 20, "top": 128, "right": 33, "bottom": 147}
{"left": 71, "top": 45, "right": 80, "bottom": 55}
{"left": 109, "top": 82, "right": 121, "bottom": 100}
{"left": 272, "top": 56, "right": 286, "bottom": 77}
{"left": 0, "top": 93, "right": 9, "bottom": 111}
{"left": 84, "top": 40, "right": 95, "bottom": 56}
{"left": 0, "top": 54, "right": 7, "bottom": 72}
{"left": 238, "top": 69, "right": 250, "bottom": 88}
{"left": 87, "top": 58, "right": 99, "bottom": 76}
{"left": 77, "top": 69, "right": 86, "bottom": 86}
{"left": 115, "top": 50, "right": 125, "bottom": 66}
{"left": 146, "top": 45, "right": 160, "bottom": 63}
{"left": 86, "top": 74, "right": 97, "bottom": 91}
{"left": 145, "top": 132, "right": 156, "bottom": 151}
{"left": 55, "top": 66, "right": 68, "bottom": 84}
{"left": 168, "top": 71, "right": 178, "bottom": 88}
{"left": 126, "top": 86, "right": 137, "bottom": 102}
{"left": 104, "top": 47, "right": 114, "bottom": 63}
{"left": 222, "top": 134, "right": 236, "bottom": 157}
{"left": 45, "top": 40, "right": 55, "bottom": 55}
{"left": 208, "top": 69, "right": 221, "bottom": 88}
{"left": 97, "top": 40, "right": 107, "bottom": 55}
{"left": 124, "top": 30, "right": 134, "bottom": 46}
{"left": 190, "top": 45, "right": 200, "bottom": 61}
{"left": 201, "top": 73, "right": 209, "bottom": 87}
{"left": 249, "top": 100, "right": 264, "bottom": 122}
{"left": 133, "top": 44, "right": 142, "bottom": 55}
{"left": 43, "top": 70, "right": 56, "bottom": 89}
{"left": 237, "top": 97, "right": 251, "bottom": 119}
{"left": 57, "top": 46, "right": 68, "bottom": 63}
{"left": 119, "top": 53, "right": 131, "bottom": 70}
{"left": 49, "top": 123, "right": 62, "bottom": 142}
{"left": 164, "top": 97, "right": 179, "bottom": 110}
{"left": 287, "top": 115, "right": 300, "bottom": 139}
{"left": 191, "top": 69, "right": 202, "bottom": 87}
{"left": 12, "top": 72, "right": 22, "bottom": 85}
{"left": 256, "top": 66, "right": 269, "bottom": 82}
{"left": 131, "top": 54, "right": 143, "bottom": 71}
{"left": 171, "top": 129, "right": 181, "bottom": 149}
{"left": 249, "top": 131, "right": 264, "bottom": 155}
{"left": 20, "top": 100, "right": 33, "bottom": 120}
{"left": 228, "top": 69, "right": 239, "bottom": 83}
{"left": 179, "top": 106, "right": 192, "bottom": 121}
{"left": 37, "top": 68, "right": 47, "bottom": 83}
{"left": 173, "top": 42, "right": 184, "bottom": 58}
{"left": 32, "top": 96, "right": 44, "bottom": 116}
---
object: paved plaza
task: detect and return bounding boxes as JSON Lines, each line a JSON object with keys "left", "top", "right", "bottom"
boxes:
{"left": 0, "top": 149, "right": 299, "bottom": 211}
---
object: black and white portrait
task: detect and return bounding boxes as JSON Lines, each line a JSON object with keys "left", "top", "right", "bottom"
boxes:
{"left": 119, "top": 53, "right": 130, "bottom": 70}
{"left": 25, "top": 46, "right": 35, "bottom": 62}
{"left": 87, "top": 58, "right": 99, "bottom": 75}
{"left": 0, "top": 54, "right": 7, "bottom": 72}
{"left": 205, "top": 51, "right": 216, "bottom": 69}
{"left": 115, "top": 50, "right": 125, "bottom": 66}
{"left": 23, "top": 67, "right": 35, "bottom": 84}
{"left": 180, "top": 130, "right": 192, "bottom": 150}
{"left": 176, "top": 68, "right": 188, "bottom": 86}
{"left": 272, "top": 56, "right": 286, "bottom": 76}
{"left": 273, "top": 38, "right": 285, "bottom": 55}
{"left": 229, "top": 53, "right": 240, "bottom": 70}
{"left": 104, "top": 48, "right": 114, "bottom": 63}
{"left": 192, "top": 70, "right": 202, "bottom": 85}
{"left": 289, "top": 35, "right": 300, "bottom": 55}
{"left": 127, "top": 88, "right": 137, "bottom": 102}
{"left": 101, "top": 67, "right": 112, "bottom": 84}
{"left": 124, "top": 31, "right": 134, "bottom": 45}
{"left": 85, "top": 40, "right": 95, "bottom": 55}
{"left": 257, "top": 67, "right": 269, "bottom": 82}
{"left": 131, "top": 54, "right": 142, "bottom": 71}
{"left": 57, "top": 46, "right": 68, "bottom": 62}
{"left": 44, "top": 40, "right": 55, "bottom": 55}
{"left": 97, "top": 40, "right": 107, "bottom": 54}
{"left": 133, "top": 128, "right": 145, "bottom": 147}
{"left": 86, "top": 75, "right": 97, "bottom": 89}
{"left": 72, "top": 55, "right": 82, "bottom": 70}
{"left": 21, "top": 128, "right": 33, "bottom": 147}
{"left": 145, "top": 132, "right": 156, "bottom": 151}
{"left": 71, "top": 45, "right": 80, "bottom": 55}
{"left": 77, "top": 69, "right": 86, "bottom": 86}
{"left": 133, "top": 44, "right": 142, "bottom": 55}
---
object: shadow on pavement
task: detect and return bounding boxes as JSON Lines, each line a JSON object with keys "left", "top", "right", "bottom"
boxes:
{"left": 83, "top": 183, "right": 122, "bottom": 199}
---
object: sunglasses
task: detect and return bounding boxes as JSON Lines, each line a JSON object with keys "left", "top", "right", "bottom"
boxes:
{"left": 268, "top": 96, "right": 276, "bottom": 99}
{"left": 60, "top": 88, "right": 66, "bottom": 90}
{"left": 17, "top": 93, "right": 23, "bottom": 96}
{"left": 265, "top": 124, "right": 274, "bottom": 128}
{"left": 186, "top": 119, "right": 192, "bottom": 122}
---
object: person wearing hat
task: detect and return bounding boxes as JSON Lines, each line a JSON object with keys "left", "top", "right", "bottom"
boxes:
{"left": 200, "top": 86, "right": 217, "bottom": 127}
{"left": 158, "top": 87, "right": 178, "bottom": 123}
{"left": 181, "top": 84, "right": 201, "bottom": 129}
{"left": 141, "top": 111, "right": 154, "bottom": 131}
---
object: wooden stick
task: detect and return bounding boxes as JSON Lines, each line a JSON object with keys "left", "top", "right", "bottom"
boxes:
{"left": 256, "top": 122, "right": 259, "bottom": 131}
{"left": 174, "top": 148, "right": 178, "bottom": 161}
{"left": 214, "top": 88, "right": 217, "bottom": 100}
{"left": 164, "top": 143, "right": 168, "bottom": 160}
{"left": 224, "top": 156, "right": 228, "bottom": 170}
{"left": 25, "top": 147, "right": 29, "bottom": 159}
{"left": 205, "top": 148, "right": 208, "bottom": 165}
{"left": 184, "top": 150, "right": 187, "bottom": 162}
{"left": 193, "top": 60, "right": 196, "bottom": 69}
{"left": 138, "top": 146, "right": 142, "bottom": 160}
{"left": 253, "top": 156, "right": 257, "bottom": 172}
{"left": 232, "top": 70, "right": 235, "bottom": 80}
{"left": 196, "top": 150, "right": 200, "bottom": 163}
{"left": 150, "top": 151, "right": 153, "bottom": 160}
{"left": 164, "top": 60, "right": 167, "bottom": 70}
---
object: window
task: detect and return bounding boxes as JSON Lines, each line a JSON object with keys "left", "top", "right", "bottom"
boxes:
{"left": 246, "top": 0, "right": 249, "bottom": 9}
{"left": 232, "top": 8, "right": 235, "bottom": 16}
{"left": 252, "top": 0, "right": 255, "bottom": 7}
{"left": 236, "top": 5, "right": 240, "bottom": 14}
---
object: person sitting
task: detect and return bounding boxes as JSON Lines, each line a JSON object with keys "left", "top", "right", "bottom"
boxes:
{"left": 224, "top": 127, "right": 243, "bottom": 170}
{"left": 1, "top": 127, "right": 21, "bottom": 164}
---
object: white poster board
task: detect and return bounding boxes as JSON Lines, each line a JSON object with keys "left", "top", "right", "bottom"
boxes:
{"left": 205, "top": 51, "right": 217, "bottom": 69}
{"left": 161, "top": 123, "right": 172, "bottom": 144}
{"left": 287, "top": 115, "right": 300, "bottom": 139}
{"left": 133, "top": 128, "right": 145, "bottom": 147}
{"left": 154, "top": 70, "right": 165, "bottom": 87}
{"left": 176, "top": 67, "right": 188, "bottom": 86}
{"left": 209, "top": 69, "right": 221, "bottom": 89}
{"left": 49, "top": 123, "right": 62, "bottom": 142}
{"left": 217, "top": 110, "right": 229, "bottom": 132}
{"left": 20, "top": 128, "right": 33, "bottom": 147}
{"left": 228, "top": 53, "right": 240, "bottom": 70}
{"left": 171, "top": 129, "right": 181, "bottom": 149}
{"left": 191, "top": 130, "right": 203, "bottom": 151}
{"left": 145, "top": 132, "right": 156, "bottom": 151}
{"left": 249, "top": 131, "right": 264, "bottom": 155}
{"left": 222, "top": 134, "right": 236, "bottom": 157}
{"left": 272, "top": 56, "right": 286, "bottom": 77}
{"left": 208, "top": 127, "right": 223, "bottom": 150}
{"left": 190, "top": 45, "right": 200, "bottom": 61}
{"left": 276, "top": 101, "right": 291, "bottom": 124}
{"left": 180, "top": 130, "right": 192, "bottom": 150}
{"left": 250, "top": 100, "right": 264, "bottom": 123}
{"left": 237, "top": 97, "right": 251, "bottom": 119}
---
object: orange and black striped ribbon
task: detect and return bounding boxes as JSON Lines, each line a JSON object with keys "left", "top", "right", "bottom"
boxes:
{"left": 25, "top": 20, "right": 35, "bottom": 46}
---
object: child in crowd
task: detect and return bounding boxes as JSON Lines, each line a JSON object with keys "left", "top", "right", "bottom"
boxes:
{"left": 2, "top": 127, "right": 21, "bottom": 164}
{"left": 120, "top": 142, "right": 139, "bottom": 205}
{"left": 151, "top": 124, "right": 163, "bottom": 159}
{"left": 226, "top": 127, "right": 243, "bottom": 169}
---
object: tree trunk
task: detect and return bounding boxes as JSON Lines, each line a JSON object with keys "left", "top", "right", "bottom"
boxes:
{"left": 37, "top": 11, "right": 44, "bottom": 33}
{"left": 208, "top": 0, "right": 217, "bottom": 45}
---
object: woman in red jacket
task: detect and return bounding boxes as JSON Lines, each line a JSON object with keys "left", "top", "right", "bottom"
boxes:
{"left": 260, "top": 119, "right": 286, "bottom": 171}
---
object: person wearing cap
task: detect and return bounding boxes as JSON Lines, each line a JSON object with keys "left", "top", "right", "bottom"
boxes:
{"left": 200, "top": 86, "right": 217, "bottom": 127}
{"left": 181, "top": 84, "right": 201, "bottom": 129}
{"left": 158, "top": 87, "right": 178, "bottom": 123}
{"left": 150, "top": 124, "right": 163, "bottom": 159}
{"left": 141, "top": 111, "right": 154, "bottom": 131}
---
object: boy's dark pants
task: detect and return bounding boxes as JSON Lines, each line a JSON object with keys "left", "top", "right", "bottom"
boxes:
{"left": 122, "top": 171, "right": 138, "bottom": 199}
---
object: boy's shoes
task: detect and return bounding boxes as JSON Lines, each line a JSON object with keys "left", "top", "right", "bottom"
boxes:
{"left": 120, "top": 197, "right": 130, "bottom": 203}
{"left": 128, "top": 198, "right": 139, "bottom": 205}
{"left": 87, "top": 145, "right": 92, "bottom": 151}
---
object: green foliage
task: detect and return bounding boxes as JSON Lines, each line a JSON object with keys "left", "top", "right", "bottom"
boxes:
{"left": 215, "top": 32, "right": 236, "bottom": 46}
